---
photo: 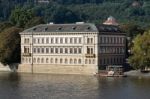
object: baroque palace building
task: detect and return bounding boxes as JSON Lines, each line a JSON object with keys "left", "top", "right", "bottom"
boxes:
{"left": 19, "top": 18, "right": 126, "bottom": 75}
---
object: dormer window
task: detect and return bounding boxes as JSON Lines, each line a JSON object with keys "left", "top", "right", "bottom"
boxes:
{"left": 33, "top": 28, "right": 36, "bottom": 31}
{"left": 58, "top": 27, "right": 62, "bottom": 30}
{"left": 87, "top": 27, "right": 91, "bottom": 30}
{"left": 72, "top": 26, "right": 76, "bottom": 30}
{"left": 45, "top": 27, "right": 48, "bottom": 31}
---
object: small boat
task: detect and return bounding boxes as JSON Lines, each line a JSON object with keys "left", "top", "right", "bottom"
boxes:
{"left": 106, "top": 65, "right": 126, "bottom": 77}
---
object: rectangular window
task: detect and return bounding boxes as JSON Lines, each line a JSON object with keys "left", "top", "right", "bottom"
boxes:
{"left": 55, "top": 48, "right": 58, "bottom": 53}
{"left": 60, "top": 38, "right": 63, "bottom": 43}
{"left": 51, "top": 38, "right": 54, "bottom": 43}
{"left": 74, "top": 38, "right": 77, "bottom": 44}
{"left": 78, "top": 48, "right": 82, "bottom": 54}
{"left": 51, "top": 48, "right": 53, "bottom": 53}
{"left": 91, "top": 38, "right": 93, "bottom": 44}
{"left": 55, "top": 38, "right": 58, "bottom": 43}
{"left": 70, "top": 48, "right": 73, "bottom": 53}
{"left": 79, "top": 38, "right": 82, "bottom": 44}
{"left": 87, "top": 38, "right": 90, "bottom": 44}
{"left": 38, "top": 38, "right": 40, "bottom": 44}
{"left": 46, "top": 38, "right": 49, "bottom": 43}
{"left": 42, "top": 48, "right": 44, "bottom": 53}
{"left": 33, "top": 38, "right": 36, "bottom": 44}
{"left": 60, "top": 48, "right": 63, "bottom": 53}
{"left": 70, "top": 38, "right": 73, "bottom": 43}
{"left": 42, "top": 38, "right": 44, "bottom": 44}
{"left": 24, "top": 47, "right": 29, "bottom": 53}
{"left": 65, "top": 38, "right": 68, "bottom": 43}
{"left": 24, "top": 38, "right": 30, "bottom": 44}
{"left": 46, "top": 48, "right": 49, "bottom": 53}
{"left": 74, "top": 48, "right": 77, "bottom": 54}
{"left": 65, "top": 48, "right": 68, "bottom": 53}
{"left": 33, "top": 48, "right": 36, "bottom": 53}
{"left": 37, "top": 48, "right": 40, "bottom": 53}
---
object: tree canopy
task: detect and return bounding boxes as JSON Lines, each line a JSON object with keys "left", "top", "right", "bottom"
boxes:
{"left": 128, "top": 31, "right": 150, "bottom": 70}
{"left": 0, "top": 27, "right": 22, "bottom": 66}
{"left": 1, "top": 0, "right": 150, "bottom": 27}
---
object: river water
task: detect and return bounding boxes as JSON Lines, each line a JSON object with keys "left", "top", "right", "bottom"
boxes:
{"left": 0, "top": 72, "right": 150, "bottom": 99}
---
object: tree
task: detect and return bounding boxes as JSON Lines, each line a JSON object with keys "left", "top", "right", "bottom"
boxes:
{"left": 0, "top": 27, "right": 22, "bottom": 66}
{"left": 0, "top": 22, "right": 13, "bottom": 32}
{"left": 128, "top": 31, "right": 150, "bottom": 70}
{"left": 25, "top": 17, "right": 45, "bottom": 29}
{"left": 9, "top": 6, "right": 34, "bottom": 27}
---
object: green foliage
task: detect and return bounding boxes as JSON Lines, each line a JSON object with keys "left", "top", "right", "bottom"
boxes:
{"left": 128, "top": 31, "right": 150, "bottom": 69}
{"left": 0, "top": 22, "right": 13, "bottom": 32}
{"left": 9, "top": 6, "right": 34, "bottom": 27}
{"left": 0, "top": 27, "right": 22, "bottom": 66}
{"left": 1, "top": 0, "right": 150, "bottom": 27}
{"left": 25, "top": 17, "right": 45, "bottom": 29}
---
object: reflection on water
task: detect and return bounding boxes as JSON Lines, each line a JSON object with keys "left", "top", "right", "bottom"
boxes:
{"left": 0, "top": 72, "right": 150, "bottom": 99}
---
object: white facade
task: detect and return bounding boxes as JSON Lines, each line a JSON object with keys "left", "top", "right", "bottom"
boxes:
{"left": 19, "top": 23, "right": 126, "bottom": 74}
{"left": 19, "top": 23, "right": 99, "bottom": 75}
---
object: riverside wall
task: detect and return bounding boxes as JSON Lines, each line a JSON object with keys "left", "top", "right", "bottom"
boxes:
{"left": 0, "top": 63, "right": 11, "bottom": 72}
{"left": 18, "top": 64, "right": 98, "bottom": 75}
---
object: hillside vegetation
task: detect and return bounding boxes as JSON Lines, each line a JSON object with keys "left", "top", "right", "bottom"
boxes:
{"left": 0, "top": 0, "right": 150, "bottom": 27}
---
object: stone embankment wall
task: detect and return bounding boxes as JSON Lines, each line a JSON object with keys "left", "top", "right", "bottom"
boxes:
{"left": 0, "top": 63, "right": 11, "bottom": 72}
{"left": 18, "top": 64, "right": 98, "bottom": 75}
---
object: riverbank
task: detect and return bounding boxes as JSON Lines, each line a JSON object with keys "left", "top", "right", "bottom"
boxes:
{"left": 125, "top": 70, "right": 150, "bottom": 78}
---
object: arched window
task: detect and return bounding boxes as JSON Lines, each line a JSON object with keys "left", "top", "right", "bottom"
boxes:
{"left": 74, "top": 59, "right": 77, "bottom": 64}
{"left": 50, "top": 58, "right": 53, "bottom": 63}
{"left": 65, "top": 59, "right": 68, "bottom": 64}
{"left": 33, "top": 58, "right": 36, "bottom": 63}
{"left": 46, "top": 58, "right": 49, "bottom": 63}
{"left": 41, "top": 58, "right": 44, "bottom": 63}
{"left": 37, "top": 58, "right": 40, "bottom": 63}
{"left": 70, "top": 59, "right": 73, "bottom": 64}
{"left": 60, "top": 58, "right": 63, "bottom": 64}
{"left": 78, "top": 59, "right": 81, "bottom": 64}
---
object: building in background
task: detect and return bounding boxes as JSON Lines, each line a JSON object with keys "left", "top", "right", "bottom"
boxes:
{"left": 96, "top": 25, "right": 126, "bottom": 69}
{"left": 19, "top": 19, "right": 126, "bottom": 74}
{"left": 103, "top": 16, "right": 119, "bottom": 26}
{"left": 19, "top": 22, "right": 99, "bottom": 74}
{"left": 35, "top": 0, "right": 50, "bottom": 4}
